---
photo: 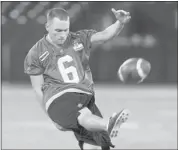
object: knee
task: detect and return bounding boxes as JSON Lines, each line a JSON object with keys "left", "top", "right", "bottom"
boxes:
{"left": 53, "top": 122, "right": 69, "bottom": 131}
{"left": 77, "top": 107, "right": 92, "bottom": 126}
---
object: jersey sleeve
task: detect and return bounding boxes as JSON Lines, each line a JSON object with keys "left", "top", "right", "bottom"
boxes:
{"left": 24, "top": 46, "right": 44, "bottom": 76}
{"left": 77, "top": 29, "right": 97, "bottom": 51}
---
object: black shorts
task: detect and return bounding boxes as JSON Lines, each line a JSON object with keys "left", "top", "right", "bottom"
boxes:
{"left": 47, "top": 92, "right": 112, "bottom": 147}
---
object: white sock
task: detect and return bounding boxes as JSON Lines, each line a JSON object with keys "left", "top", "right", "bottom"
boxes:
{"left": 83, "top": 143, "right": 100, "bottom": 150}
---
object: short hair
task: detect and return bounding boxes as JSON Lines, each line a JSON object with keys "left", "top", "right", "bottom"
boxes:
{"left": 47, "top": 8, "right": 69, "bottom": 22}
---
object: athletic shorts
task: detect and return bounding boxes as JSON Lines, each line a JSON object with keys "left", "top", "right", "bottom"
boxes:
{"left": 47, "top": 92, "right": 113, "bottom": 147}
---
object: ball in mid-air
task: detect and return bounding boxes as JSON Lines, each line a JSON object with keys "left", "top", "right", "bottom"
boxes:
{"left": 118, "top": 58, "right": 151, "bottom": 83}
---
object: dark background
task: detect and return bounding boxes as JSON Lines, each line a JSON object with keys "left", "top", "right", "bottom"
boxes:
{"left": 1, "top": 2, "right": 177, "bottom": 83}
{"left": 1, "top": 2, "right": 177, "bottom": 149}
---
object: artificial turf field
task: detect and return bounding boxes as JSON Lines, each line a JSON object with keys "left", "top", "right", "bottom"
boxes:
{"left": 2, "top": 83, "right": 177, "bottom": 149}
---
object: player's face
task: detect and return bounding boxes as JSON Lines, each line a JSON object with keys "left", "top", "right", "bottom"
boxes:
{"left": 47, "top": 17, "right": 70, "bottom": 45}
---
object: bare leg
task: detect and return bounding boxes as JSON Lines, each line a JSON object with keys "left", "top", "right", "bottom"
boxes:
{"left": 78, "top": 107, "right": 108, "bottom": 132}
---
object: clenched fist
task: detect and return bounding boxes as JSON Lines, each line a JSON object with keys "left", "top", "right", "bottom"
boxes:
{"left": 111, "top": 8, "right": 131, "bottom": 24}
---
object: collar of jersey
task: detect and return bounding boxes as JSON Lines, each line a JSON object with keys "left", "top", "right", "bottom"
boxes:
{"left": 43, "top": 33, "right": 71, "bottom": 55}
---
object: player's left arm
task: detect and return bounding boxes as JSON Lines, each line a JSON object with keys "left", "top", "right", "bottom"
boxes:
{"left": 91, "top": 9, "right": 131, "bottom": 44}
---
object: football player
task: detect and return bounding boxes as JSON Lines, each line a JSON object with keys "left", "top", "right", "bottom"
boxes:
{"left": 24, "top": 8, "right": 131, "bottom": 150}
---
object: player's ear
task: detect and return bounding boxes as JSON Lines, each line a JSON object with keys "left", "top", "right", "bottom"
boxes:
{"left": 45, "top": 22, "right": 49, "bottom": 31}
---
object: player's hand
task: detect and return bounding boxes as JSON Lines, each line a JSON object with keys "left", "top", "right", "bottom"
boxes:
{"left": 111, "top": 8, "right": 131, "bottom": 24}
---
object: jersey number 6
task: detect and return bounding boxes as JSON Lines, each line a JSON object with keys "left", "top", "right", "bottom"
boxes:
{"left": 57, "top": 55, "right": 80, "bottom": 83}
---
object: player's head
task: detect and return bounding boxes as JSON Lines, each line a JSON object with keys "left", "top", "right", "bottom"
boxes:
{"left": 46, "top": 8, "right": 70, "bottom": 45}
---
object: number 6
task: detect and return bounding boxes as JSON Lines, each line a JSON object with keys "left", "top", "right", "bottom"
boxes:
{"left": 57, "top": 55, "right": 80, "bottom": 83}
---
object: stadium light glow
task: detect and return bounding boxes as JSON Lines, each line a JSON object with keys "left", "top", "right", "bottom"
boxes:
{"left": 27, "top": 10, "right": 37, "bottom": 19}
{"left": 27, "top": 2, "right": 46, "bottom": 19}
{"left": 36, "top": 15, "right": 46, "bottom": 24}
{"left": 33, "top": 4, "right": 44, "bottom": 14}
{"left": 16, "top": 3, "right": 25, "bottom": 13}
{"left": 9, "top": 2, "right": 30, "bottom": 20}
{"left": 17, "top": 16, "right": 27, "bottom": 24}
{"left": 9, "top": 9, "right": 20, "bottom": 19}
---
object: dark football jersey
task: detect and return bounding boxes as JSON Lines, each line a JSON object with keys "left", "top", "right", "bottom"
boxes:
{"left": 24, "top": 30, "right": 97, "bottom": 105}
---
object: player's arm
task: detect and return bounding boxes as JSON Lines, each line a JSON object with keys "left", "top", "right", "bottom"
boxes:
{"left": 91, "top": 9, "right": 131, "bottom": 44}
{"left": 30, "top": 75, "right": 44, "bottom": 107}
{"left": 24, "top": 46, "right": 45, "bottom": 108}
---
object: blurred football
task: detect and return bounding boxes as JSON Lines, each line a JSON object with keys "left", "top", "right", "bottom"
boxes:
{"left": 118, "top": 58, "right": 151, "bottom": 83}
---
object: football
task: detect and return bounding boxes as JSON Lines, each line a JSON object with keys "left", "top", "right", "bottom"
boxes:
{"left": 118, "top": 58, "right": 151, "bottom": 83}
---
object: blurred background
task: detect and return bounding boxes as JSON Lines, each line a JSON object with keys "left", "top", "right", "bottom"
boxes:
{"left": 1, "top": 1, "right": 177, "bottom": 84}
{"left": 1, "top": 1, "right": 177, "bottom": 149}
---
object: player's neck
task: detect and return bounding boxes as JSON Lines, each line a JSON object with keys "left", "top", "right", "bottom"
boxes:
{"left": 46, "top": 34, "right": 63, "bottom": 48}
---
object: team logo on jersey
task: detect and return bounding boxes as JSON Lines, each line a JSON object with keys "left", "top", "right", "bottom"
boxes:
{"left": 77, "top": 103, "right": 83, "bottom": 108}
{"left": 73, "top": 42, "right": 84, "bottom": 51}
{"left": 39, "top": 51, "right": 49, "bottom": 61}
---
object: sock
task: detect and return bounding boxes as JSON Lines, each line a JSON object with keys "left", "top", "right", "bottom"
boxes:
{"left": 78, "top": 141, "right": 84, "bottom": 150}
{"left": 101, "top": 146, "right": 110, "bottom": 150}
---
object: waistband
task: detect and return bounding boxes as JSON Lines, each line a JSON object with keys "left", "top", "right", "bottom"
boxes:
{"left": 45, "top": 88, "right": 92, "bottom": 111}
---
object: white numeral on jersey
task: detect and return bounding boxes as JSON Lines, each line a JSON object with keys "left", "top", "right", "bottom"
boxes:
{"left": 57, "top": 55, "right": 80, "bottom": 83}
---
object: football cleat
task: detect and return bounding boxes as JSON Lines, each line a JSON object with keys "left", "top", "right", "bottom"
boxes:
{"left": 107, "top": 109, "right": 130, "bottom": 138}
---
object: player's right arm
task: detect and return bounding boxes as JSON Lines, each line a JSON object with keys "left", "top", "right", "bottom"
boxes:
{"left": 29, "top": 75, "right": 44, "bottom": 106}
{"left": 24, "top": 45, "right": 45, "bottom": 108}
{"left": 90, "top": 9, "right": 131, "bottom": 45}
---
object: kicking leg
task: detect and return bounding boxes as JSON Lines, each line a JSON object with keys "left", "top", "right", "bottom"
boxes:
{"left": 78, "top": 107, "right": 130, "bottom": 137}
{"left": 78, "top": 107, "right": 108, "bottom": 132}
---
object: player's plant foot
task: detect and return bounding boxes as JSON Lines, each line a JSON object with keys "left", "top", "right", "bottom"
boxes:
{"left": 107, "top": 109, "right": 130, "bottom": 138}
